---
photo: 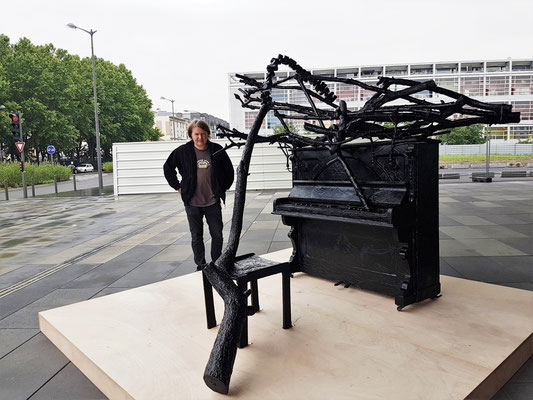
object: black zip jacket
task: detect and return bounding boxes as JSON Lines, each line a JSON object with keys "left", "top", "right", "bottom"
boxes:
{"left": 163, "top": 141, "right": 234, "bottom": 205}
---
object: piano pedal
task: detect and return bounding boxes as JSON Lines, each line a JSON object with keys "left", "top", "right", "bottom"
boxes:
{"left": 344, "top": 282, "right": 351, "bottom": 289}
{"left": 334, "top": 281, "right": 344, "bottom": 287}
{"left": 431, "top": 294, "right": 442, "bottom": 300}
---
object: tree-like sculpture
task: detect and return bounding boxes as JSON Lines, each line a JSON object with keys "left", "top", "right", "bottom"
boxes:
{"left": 202, "top": 55, "right": 519, "bottom": 394}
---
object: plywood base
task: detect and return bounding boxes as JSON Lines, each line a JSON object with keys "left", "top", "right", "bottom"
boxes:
{"left": 39, "top": 249, "right": 533, "bottom": 400}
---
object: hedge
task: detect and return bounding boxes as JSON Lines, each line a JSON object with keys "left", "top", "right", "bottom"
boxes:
{"left": 0, "top": 162, "right": 72, "bottom": 188}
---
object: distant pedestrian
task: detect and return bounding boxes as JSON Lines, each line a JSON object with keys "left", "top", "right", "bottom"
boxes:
{"left": 163, "top": 120, "right": 234, "bottom": 270}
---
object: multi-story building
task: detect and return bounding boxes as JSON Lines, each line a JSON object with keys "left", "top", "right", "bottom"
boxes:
{"left": 229, "top": 58, "right": 533, "bottom": 141}
{"left": 153, "top": 110, "right": 190, "bottom": 140}
{"left": 174, "top": 111, "right": 230, "bottom": 135}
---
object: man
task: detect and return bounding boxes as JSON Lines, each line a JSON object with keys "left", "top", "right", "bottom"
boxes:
{"left": 163, "top": 120, "right": 234, "bottom": 270}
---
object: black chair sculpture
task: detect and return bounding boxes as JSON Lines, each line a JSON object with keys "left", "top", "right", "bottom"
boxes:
{"left": 202, "top": 252, "right": 292, "bottom": 348}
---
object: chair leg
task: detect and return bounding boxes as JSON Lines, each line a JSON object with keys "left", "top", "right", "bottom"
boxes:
{"left": 251, "top": 279, "right": 260, "bottom": 313}
{"left": 238, "top": 280, "right": 248, "bottom": 348}
{"left": 202, "top": 271, "right": 217, "bottom": 329}
{"left": 282, "top": 270, "right": 292, "bottom": 329}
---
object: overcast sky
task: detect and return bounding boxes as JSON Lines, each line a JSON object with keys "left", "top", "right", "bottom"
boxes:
{"left": 3, "top": 0, "right": 533, "bottom": 121}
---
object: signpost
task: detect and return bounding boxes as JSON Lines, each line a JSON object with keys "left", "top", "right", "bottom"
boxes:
{"left": 47, "top": 145, "right": 56, "bottom": 165}
{"left": 16, "top": 142, "right": 25, "bottom": 153}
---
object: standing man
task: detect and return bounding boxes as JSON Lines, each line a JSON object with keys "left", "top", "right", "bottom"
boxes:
{"left": 164, "top": 120, "right": 234, "bottom": 270}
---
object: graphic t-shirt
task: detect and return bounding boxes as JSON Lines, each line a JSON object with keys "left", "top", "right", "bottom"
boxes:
{"left": 189, "top": 147, "right": 216, "bottom": 207}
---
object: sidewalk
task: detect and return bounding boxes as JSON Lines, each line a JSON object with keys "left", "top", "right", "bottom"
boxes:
{"left": 0, "top": 182, "right": 532, "bottom": 399}
{"left": 2, "top": 172, "right": 114, "bottom": 200}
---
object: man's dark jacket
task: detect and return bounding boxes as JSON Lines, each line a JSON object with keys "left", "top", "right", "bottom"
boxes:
{"left": 163, "top": 141, "right": 234, "bottom": 205}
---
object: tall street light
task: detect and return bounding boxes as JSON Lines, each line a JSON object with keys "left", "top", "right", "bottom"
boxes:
{"left": 67, "top": 22, "right": 104, "bottom": 194}
{"left": 161, "top": 96, "right": 176, "bottom": 140}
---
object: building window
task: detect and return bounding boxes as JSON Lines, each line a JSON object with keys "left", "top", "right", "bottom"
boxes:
{"left": 244, "top": 111, "right": 266, "bottom": 130}
{"left": 511, "top": 75, "right": 533, "bottom": 96}
{"left": 511, "top": 101, "right": 533, "bottom": 121}
{"left": 360, "top": 81, "right": 378, "bottom": 101}
{"left": 510, "top": 125, "right": 533, "bottom": 139}
{"left": 266, "top": 111, "right": 281, "bottom": 129}
{"left": 485, "top": 76, "right": 509, "bottom": 96}
{"left": 460, "top": 77, "right": 483, "bottom": 97}
{"left": 336, "top": 83, "right": 356, "bottom": 102}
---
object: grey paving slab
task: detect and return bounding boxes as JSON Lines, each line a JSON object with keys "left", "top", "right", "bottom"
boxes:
{"left": 483, "top": 215, "right": 533, "bottom": 225}
{"left": 164, "top": 260, "right": 197, "bottom": 280}
{"left": 498, "top": 238, "right": 533, "bottom": 255}
{"left": 100, "top": 244, "right": 167, "bottom": 264}
{"left": 60, "top": 260, "right": 151, "bottom": 290}
{"left": 28, "top": 362, "right": 106, "bottom": 400}
{"left": 500, "top": 382, "right": 533, "bottom": 400}
{"left": 0, "top": 263, "right": 102, "bottom": 320}
{"left": 0, "top": 328, "right": 39, "bottom": 358}
{"left": 92, "top": 287, "right": 130, "bottom": 299}
{"left": 109, "top": 261, "right": 180, "bottom": 288}
{"left": 510, "top": 357, "right": 533, "bottom": 383}
{"left": 0, "top": 288, "right": 101, "bottom": 329}
{"left": 149, "top": 244, "right": 192, "bottom": 262}
{"left": 268, "top": 242, "right": 292, "bottom": 253}
{"left": 442, "top": 257, "right": 532, "bottom": 284}
{"left": 272, "top": 229, "right": 291, "bottom": 242}
{"left": 439, "top": 239, "right": 482, "bottom": 257}
{"left": 0, "top": 264, "right": 56, "bottom": 284}
{"left": 439, "top": 259, "right": 465, "bottom": 279}
{"left": 0, "top": 333, "right": 69, "bottom": 400}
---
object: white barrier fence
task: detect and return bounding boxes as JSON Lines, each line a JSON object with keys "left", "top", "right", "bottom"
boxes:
{"left": 112, "top": 140, "right": 292, "bottom": 195}
{"left": 440, "top": 143, "right": 533, "bottom": 155}
{"left": 113, "top": 141, "right": 533, "bottom": 195}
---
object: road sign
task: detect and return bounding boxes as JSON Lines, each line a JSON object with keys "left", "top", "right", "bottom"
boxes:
{"left": 16, "top": 142, "right": 25, "bottom": 152}
{"left": 47, "top": 145, "right": 56, "bottom": 155}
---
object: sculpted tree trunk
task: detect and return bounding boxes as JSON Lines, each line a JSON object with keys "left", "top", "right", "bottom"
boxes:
{"left": 202, "top": 103, "right": 270, "bottom": 394}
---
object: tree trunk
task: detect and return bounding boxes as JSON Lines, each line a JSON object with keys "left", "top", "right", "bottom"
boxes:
{"left": 202, "top": 103, "right": 270, "bottom": 394}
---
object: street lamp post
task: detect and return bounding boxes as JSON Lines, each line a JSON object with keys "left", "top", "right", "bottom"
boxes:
{"left": 161, "top": 96, "right": 176, "bottom": 140}
{"left": 67, "top": 23, "right": 104, "bottom": 194}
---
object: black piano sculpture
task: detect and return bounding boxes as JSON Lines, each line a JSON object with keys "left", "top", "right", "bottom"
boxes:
{"left": 200, "top": 55, "right": 520, "bottom": 394}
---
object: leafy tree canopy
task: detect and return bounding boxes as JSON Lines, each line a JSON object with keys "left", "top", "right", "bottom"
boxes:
{"left": 0, "top": 34, "right": 160, "bottom": 162}
{"left": 440, "top": 125, "right": 486, "bottom": 145}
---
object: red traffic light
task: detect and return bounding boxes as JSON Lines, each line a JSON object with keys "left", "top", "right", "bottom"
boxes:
{"left": 9, "top": 114, "right": 19, "bottom": 122}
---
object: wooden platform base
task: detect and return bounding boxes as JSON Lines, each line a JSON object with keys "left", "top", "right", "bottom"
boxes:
{"left": 39, "top": 249, "right": 532, "bottom": 399}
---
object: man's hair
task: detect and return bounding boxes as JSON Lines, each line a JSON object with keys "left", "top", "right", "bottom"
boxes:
{"left": 187, "top": 120, "right": 211, "bottom": 138}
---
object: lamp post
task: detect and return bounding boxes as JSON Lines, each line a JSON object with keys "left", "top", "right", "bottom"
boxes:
{"left": 161, "top": 96, "right": 176, "bottom": 140}
{"left": 67, "top": 22, "right": 104, "bottom": 194}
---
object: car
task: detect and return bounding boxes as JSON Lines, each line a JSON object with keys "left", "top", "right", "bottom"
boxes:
{"left": 76, "top": 163, "right": 94, "bottom": 173}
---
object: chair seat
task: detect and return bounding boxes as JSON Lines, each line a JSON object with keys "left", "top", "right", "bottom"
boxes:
{"left": 230, "top": 255, "right": 288, "bottom": 280}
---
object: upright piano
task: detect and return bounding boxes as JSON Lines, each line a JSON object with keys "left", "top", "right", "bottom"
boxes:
{"left": 273, "top": 139, "right": 441, "bottom": 309}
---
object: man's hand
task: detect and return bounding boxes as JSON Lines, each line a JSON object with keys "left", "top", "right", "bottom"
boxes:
{"left": 178, "top": 188, "right": 182, "bottom": 194}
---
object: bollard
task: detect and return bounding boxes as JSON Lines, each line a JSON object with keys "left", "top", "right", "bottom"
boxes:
{"left": 4, "top": 180, "right": 8, "bottom": 201}
{"left": 31, "top": 177, "right": 35, "bottom": 197}
{"left": 54, "top": 175, "right": 58, "bottom": 195}
{"left": 73, "top": 173, "right": 77, "bottom": 191}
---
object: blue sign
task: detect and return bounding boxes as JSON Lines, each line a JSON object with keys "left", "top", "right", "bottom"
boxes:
{"left": 47, "top": 145, "right": 56, "bottom": 155}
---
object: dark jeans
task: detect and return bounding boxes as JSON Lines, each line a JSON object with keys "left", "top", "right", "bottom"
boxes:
{"left": 184, "top": 203, "right": 223, "bottom": 266}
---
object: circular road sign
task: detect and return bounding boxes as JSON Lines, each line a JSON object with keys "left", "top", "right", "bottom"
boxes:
{"left": 47, "top": 145, "right": 56, "bottom": 155}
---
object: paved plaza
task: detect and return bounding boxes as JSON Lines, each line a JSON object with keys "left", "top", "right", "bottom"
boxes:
{"left": 0, "top": 181, "right": 532, "bottom": 399}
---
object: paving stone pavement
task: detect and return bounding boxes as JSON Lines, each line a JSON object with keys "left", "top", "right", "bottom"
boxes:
{"left": 0, "top": 182, "right": 531, "bottom": 399}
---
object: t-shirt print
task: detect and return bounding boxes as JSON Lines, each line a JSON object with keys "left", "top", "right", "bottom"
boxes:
{"left": 197, "top": 159, "right": 210, "bottom": 169}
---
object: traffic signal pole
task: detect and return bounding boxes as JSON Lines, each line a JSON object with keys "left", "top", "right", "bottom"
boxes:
{"left": 19, "top": 111, "right": 27, "bottom": 198}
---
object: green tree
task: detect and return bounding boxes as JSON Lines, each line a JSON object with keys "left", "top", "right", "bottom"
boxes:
{"left": 273, "top": 121, "right": 298, "bottom": 135}
{"left": 0, "top": 34, "right": 160, "bottom": 163}
{"left": 441, "top": 125, "right": 486, "bottom": 145}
